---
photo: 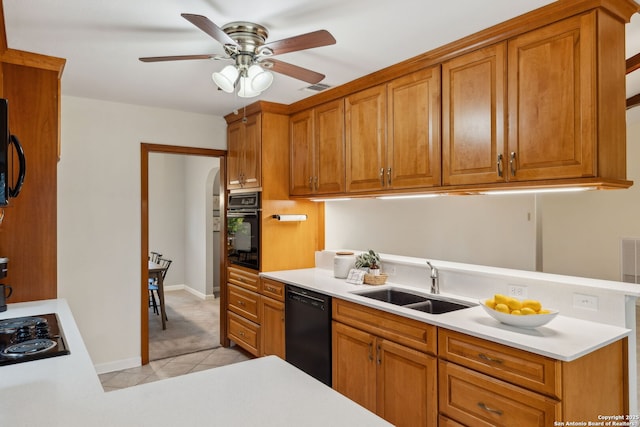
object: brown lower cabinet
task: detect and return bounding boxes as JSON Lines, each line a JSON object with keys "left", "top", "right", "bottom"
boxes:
{"left": 226, "top": 269, "right": 286, "bottom": 359}
{"left": 332, "top": 298, "right": 628, "bottom": 427}
{"left": 332, "top": 299, "right": 438, "bottom": 427}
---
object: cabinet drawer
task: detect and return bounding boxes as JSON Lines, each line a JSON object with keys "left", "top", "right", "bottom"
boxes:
{"left": 228, "top": 283, "right": 260, "bottom": 323}
{"left": 438, "top": 329, "right": 560, "bottom": 398}
{"left": 228, "top": 311, "right": 260, "bottom": 356}
{"left": 439, "top": 360, "right": 560, "bottom": 427}
{"left": 227, "top": 266, "right": 259, "bottom": 291}
{"left": 333, "top": 298, "right": 437, "bottom": 354}
{"left": 260, "top": 277, "right": 285, "bottom": 301}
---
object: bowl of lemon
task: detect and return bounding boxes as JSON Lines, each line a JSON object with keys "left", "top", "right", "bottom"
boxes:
{"left": 480, "top": 294, "right": 558, "bottom": 328}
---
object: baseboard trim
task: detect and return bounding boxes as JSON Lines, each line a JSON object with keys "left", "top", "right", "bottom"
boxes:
{"left": 164, "top": 284, "right": 217, "bottom": 301}
{"left": 94, "top": 356, "right": 141, "bottom": 374}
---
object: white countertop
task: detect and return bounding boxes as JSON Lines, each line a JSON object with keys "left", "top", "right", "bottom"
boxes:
{"left": 261, "top": 268, "right": 632, "bottom": 361}
{"left": 0, "top": 299, "right": 391, "bottom": 427}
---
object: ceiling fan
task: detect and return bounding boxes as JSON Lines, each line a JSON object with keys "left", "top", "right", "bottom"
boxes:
{"left": 139, "top": 14, "right": 336, "bottom": 97}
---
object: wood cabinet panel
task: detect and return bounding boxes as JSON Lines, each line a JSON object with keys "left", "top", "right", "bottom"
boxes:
{"left": 0, "top": 61, "right": 62, "bottom": 302}
{"left": 377, "top": 338, "right": 437, "bottom": 427}
{"left": 333, "top": 298, "right": 436, "bottom": 354}
{"left": 387, "top": 67, "right": 441, "bottom": 189}
{"left": 289, "top": 100, "right": 344, "bottom": 196}
{"left": 438, "top": 329, "right": 561, "bottom": 398}
{"left": 289, "top": 109, "right": 314, "bottom": 195}
{"left": 442, "top": 43, "right": 506, "bottom": 186}
{"left": 345, "top": 85, "right": 386, "bottom": 192}
{"left": 227, "top": 283, "right": 260, "bottom": 323}
{"left": 507, "top": 12, "right": 595, "bottom": 181}
{"left": 439, "top": 360, "right": 561, "bottom": 427}
{"left": 260, "top": 277, "right": 285, "bottom": 301}
{"left": 332, "top": 321, "right": 377, "bottom": 412}
{"left": 227, "top": 113, "right": 261, "bottom": 189}
{"left": 227, "top": 265, "right": 259, "bottom": 292}
{"left": 227, "top": 311, "right": 260, "bottom": 356}
{"left": 260, "top": 296, "right": 285, "bottom": 358}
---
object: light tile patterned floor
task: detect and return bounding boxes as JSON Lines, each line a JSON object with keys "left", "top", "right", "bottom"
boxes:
{"left": 99, "top": 346, "right": 251, "bottom": 392}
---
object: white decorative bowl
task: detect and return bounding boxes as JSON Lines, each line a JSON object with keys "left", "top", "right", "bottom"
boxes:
{"left": 480, "top": 301, "right": 559, "bottom": 329}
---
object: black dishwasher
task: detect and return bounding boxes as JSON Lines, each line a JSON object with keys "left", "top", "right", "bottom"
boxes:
{"left": 285, "top": 285, "right": 332, "bottom": 386}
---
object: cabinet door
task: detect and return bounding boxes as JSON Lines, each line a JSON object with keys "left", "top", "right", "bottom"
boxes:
{"left": 227, "top": 114, "right": 262, "bottom": 189}
{"left": 507, "top": 12, "right": 595, "bottom": 181}
{"left": 345, "top": 85, "right": 386, "bottom": 192}
{"left": 227, "top": 121, "right": 243, "bottom": 188}
{"left": 387, "top": 67, "right": 441, "bottom": 189}
{"left": 260, "top": 296, "right": 285, "bottom": 358}
{"left": 289, "top": 109, "right": 315, "bottom": 195}
{"left": 241, "top": 113, "right": 262, "bottom": 188}
{"left": 442, "top": 43, "right": 507, "bottom": 185}
{"left": 332, "top": 321, "right": 377, "bottom": 412}
{"left": 314, "top": 99, "right": 345, "bottom": 194}
{"left": 377, "top": 339, "right": 437, "bottom": 427}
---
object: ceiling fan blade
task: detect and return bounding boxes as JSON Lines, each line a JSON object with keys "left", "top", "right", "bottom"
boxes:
{"left": 181, "top": 13, "right": 238, "bottom": 47}
{"left": 139, "top": 54, "right": 217, "bottom": 62}
{"left": 266, "top": 59, "right": 325, "bottom": 84}
{"left": 261, "top": 30, "right": 336, "bottom": 56}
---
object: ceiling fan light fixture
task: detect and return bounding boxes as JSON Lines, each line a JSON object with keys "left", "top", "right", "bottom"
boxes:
{"left": 247, "top": 65, "right": 273, "bottom": 92}
{"left": 238, "top": 76, "right": 261, "bottom": 98}
{"left": 212, "top": 65, "right": 238, "bottom": 93}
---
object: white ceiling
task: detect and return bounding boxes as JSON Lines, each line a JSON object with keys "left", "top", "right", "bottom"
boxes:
{"left": 3, "top": 0, "right": 640, "bottom": 118}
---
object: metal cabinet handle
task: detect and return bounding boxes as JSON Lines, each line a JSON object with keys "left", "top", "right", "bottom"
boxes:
{"left": 308, "top": 176, "right": 313, "bottom": 191}
{"left": 478, "top": 402, "right": 503, "bottom": 416}
{"left": 497, "top": 154, "right": 503, "bottom": 177}
{"left": 266, "top": 286, "right": 277, "bottom": 293}
{"left": 478, "top": 353, "right": 504, "bottom": 364}
{"left": 239, "top": 331, "right": 245, "bottom": 337}
{"left": 376, "top": 344, "right": 382, "bottom": 365}
{"left": 387, "top": 167, "right": 392, "bottom": 185}
{"left": 379, "top": 168, "right": 385, "bottom": 186}
{"left": 314, "top": 176, "right": 319, "bottom": 191}
{"left": 237, "top": 300, "right": 245, "bottom": 306}
{"left": 509, "top": 152, "right": 516, "bottom": 176}
{"left": 368, "top": 342, "right": 374, "bottom": 361}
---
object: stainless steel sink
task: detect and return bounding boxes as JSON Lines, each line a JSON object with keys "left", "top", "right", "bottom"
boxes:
{"left": 353, "top": 287, "right": 475, "bottom": 314}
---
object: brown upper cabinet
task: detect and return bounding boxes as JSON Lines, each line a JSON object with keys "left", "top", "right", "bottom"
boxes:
{"left": 227, "top": 113, "right": 261, "bottom": 190}
{"left": 284, "top": 0, "right": 637, "bottom": 197}
{"left": 290, "top": 99, "right": 345, "bottom": 196}
{"left": 345, "top": 66, "right": 441, "bottom": 193}
{"left": 442, "top": 43, "right": 507, "bottom": 186}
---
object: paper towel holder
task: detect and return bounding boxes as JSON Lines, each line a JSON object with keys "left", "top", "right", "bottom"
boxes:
{"left": 272, "top": 214, "right": 307, "bottom": 222}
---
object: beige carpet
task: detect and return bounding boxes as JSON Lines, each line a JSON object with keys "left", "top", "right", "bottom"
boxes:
{"left": 149, "top": 289, "right": 221, "bottom": 361}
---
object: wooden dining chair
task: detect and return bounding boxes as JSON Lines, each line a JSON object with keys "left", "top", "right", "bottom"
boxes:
{"left": 149, "top": 258, "right": 172, "bottom": 322}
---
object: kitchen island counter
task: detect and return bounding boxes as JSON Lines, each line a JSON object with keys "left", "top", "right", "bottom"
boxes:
{"left": 0, "top": 299, "right": 391, "bottom": 427}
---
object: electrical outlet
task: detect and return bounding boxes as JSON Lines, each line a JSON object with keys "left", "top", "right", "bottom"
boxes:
{"left": 508, "top": 285, "right": 527, "bottom": 298}
{"left": 386, "top": 265, "right": 397, "bottom": 276}
{"left": 573, "top": 293, "right": 598, "bottom": 311}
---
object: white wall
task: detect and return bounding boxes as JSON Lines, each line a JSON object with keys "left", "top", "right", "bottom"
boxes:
{"left": 325, "top": 194, "right": 537, "bottom": 271}
{"left": 149, "top": 153, "right": 186, "bottom": 287}
{"left": 58, "top": 96, "right": 225, "bottom": 369}
{"left": 540, "top": 111, "right": 640, "bottom": 281}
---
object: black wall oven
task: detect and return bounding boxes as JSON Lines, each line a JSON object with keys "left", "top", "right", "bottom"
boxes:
{"left": 227, "top": 192, "right": 260, "bottom": 270}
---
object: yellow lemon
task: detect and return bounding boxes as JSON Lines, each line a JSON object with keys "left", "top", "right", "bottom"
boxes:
{"left": 538, "top": 309, "right": 551, "bottom": 314}
{"left": 511, "top": 310, "right": 522, "bottom": 315}
{"left": 522, "top": 299, "right": 542, "bottom": 312}
{"left": 521, "top": 307, "right": 536, "bottom": 315}
{"left": 494, "top": 294, "right": 509, "bottom": 305}
{"left": 506, "top": 297, "right": 522, "bottom": 311}
{"left": 495, "top": 303, "right": 510, "bottom": 313}
{"left": 485, "top": 298, "right": 496, "bottom": 309}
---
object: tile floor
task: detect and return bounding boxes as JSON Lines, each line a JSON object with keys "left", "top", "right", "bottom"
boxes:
{"left": 99, "top": 346, "right": 251, "bottom": 392}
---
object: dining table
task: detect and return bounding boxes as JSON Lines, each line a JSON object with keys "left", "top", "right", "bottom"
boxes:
{"left": 149, "top": 261, "right": 168, "bottom": 330}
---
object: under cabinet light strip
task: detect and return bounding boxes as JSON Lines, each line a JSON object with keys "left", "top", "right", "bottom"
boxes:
{"left": 480, "top": 187, "right": 596, "bottom": 195}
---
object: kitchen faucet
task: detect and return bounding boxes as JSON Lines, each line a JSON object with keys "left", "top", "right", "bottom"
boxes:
{"left": 427, "top": 261, "right": 439, "bottom": 294}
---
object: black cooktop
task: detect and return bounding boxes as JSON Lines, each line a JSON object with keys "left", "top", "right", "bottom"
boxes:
{"left": 0, "top": 313, "right": 70, "bottom": 366}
